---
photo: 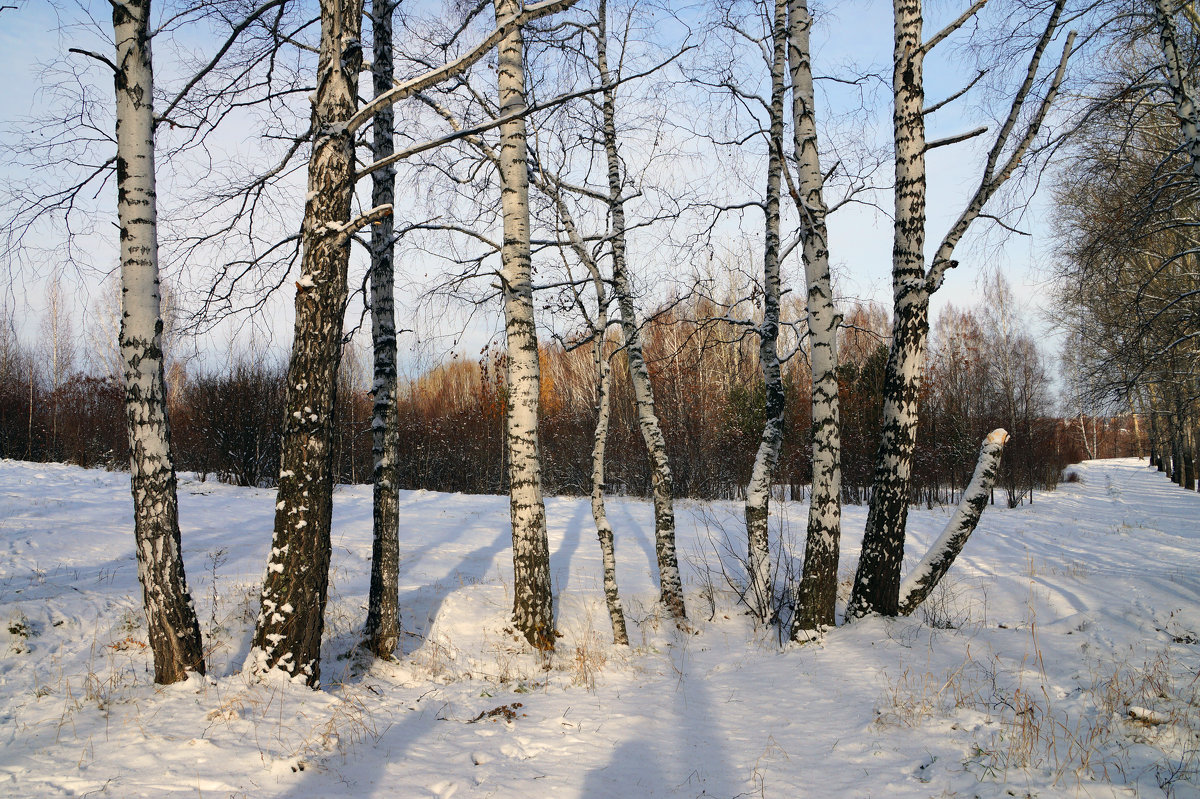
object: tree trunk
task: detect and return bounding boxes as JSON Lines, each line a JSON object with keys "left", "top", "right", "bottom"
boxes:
{"left": 1153, "top": 0, "right": 1200, "bottom": 185}
{"left": 113, "top": 0, "right": 206, "bottom": 684}
{"left": 744, "top": 0, "right": 789, "bottom": 625}
{"left": 591, "top": 322, "right": 629, "bottom": 645}
{"left": 788, "top": 0, "right": 842, "bottom": 637}
{"left": 898, "top": 430, "right": 1007, "bottom": 615}
{"left": 495, "top": 0, "right": 554, "bottom": 649}
{"left": 530, "top": 138, "right": 627, "bottom": 644}
{"left": 364, "top": 0, "right": 402, "bottom": 659}
{"left": 597, "top": 11, "right": 686, "bottom": 622}
{"left": 1129, "top": 393, "right": 1144, "bottom": 458}
{"left": 847, "top": 0, "right": 928, "bottom": 620}
{"left": 246, "top": 0, "right": 365, "bottom": 686}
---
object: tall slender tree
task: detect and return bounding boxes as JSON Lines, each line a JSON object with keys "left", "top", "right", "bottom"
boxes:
{"left": 788, "top": 0, "right": 842, "bottom": 637}
{"left": 596, "top": 0, "right": 686, "bottom": 622}
{"left": 494, "top": 0, "right": 555, "bottom": 648}
{"left": 364, "top": 0, "right": 402, "bottom": 660}
{"left": 744, "top": 0, "right": 789, "bottom": 625}
{"left": 113, "top": 0, "right": 206, "bottom": 683}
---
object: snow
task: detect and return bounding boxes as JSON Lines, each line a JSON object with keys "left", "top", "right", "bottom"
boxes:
{"left": 1, "top": 458, "right": 1199, "bottom": 797}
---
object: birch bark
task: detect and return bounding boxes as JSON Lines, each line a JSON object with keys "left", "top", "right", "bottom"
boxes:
{"left": 538, "top": 161, "right": 629, "bottom": 645}
{"left": 247, "top": 0, "right": 366, "bottom": 686}
{"left": 897, "top": 429, "right": 1008, "bottom": 614}
{"left": 848, "top": 0, "right": 1069, "bottom": 618}
{"left": 787, "top": 0, "right": 842, "bottom": 637}
{"left": 597, "top": 4, "right": 686, "bottom": 621}
{"left": 848, "top": 0, "right": 930, "bottom": 619}
{"left": 1153, "top": 0, "right": 1200, "bottom": 184}
{"left": 364, "top": 0, "right": 402, "bottom": 659}
{"left": 495, "top": 0, "right": 555, "bottom": 649}
{"left": 113, "top": 0, "right": 206, "bottom": 684}
{"left": 744, "top": 0, "right": 789, "bottom": 626}
{"left": 588, "top": 281, "right": 629, "bottom": 645}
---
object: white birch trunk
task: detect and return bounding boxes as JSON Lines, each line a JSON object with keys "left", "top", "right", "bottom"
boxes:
{"left": 495, "top": 0, "right": 555, "bottom": 649}
{"left": 538, "top": 153, "right": 629, "bottom": 645}
{"left": 745, "top": 0, "right": 789, "bottom": 626}
{"left": 590, "top": 313, "right": 629, "bottom": 645}
{"left": 247, "top": 0, "right": 365, "bottom": 686}
{"left": 788, "top": 0, "right": 842, "bottom": 637}
{"left": 1153, "top": 0, "right": 1200, "bottom": 185}
{"left": 364, "top": 0, "right": 402, "bottom": 659}
{"left": 897, "top": 429, "right": 1008, "bottom": 614}
{"left": 530, "top": 94, "right": 628, "bottom": 643}
{"left": 113, "top": 0, "right": 206, "bottom": 684}
{"left": 849, "top": 0, "right": 1069, "bottom": 619}
{"left": 847, "top": 0, "right": 929, "bottom": 620}
{"left": 597, "top": 8, "right": 685, "bottom": 621}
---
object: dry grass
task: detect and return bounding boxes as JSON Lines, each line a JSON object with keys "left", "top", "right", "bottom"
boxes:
{"left": 877, "top": 621, "right": 1200, "bottom": 793}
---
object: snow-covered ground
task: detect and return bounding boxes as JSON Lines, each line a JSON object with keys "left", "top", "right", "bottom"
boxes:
{"left": 1, "top": 458, "right": 1198, "bottom": 798}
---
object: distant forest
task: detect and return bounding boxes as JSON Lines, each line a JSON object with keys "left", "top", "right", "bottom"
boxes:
{"left": 0, "top": 289, "right": 1139, "bottom": 509}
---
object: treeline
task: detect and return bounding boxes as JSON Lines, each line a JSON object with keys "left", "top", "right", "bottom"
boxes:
{"left": 1054, "top": 97, "right": 1200, "bottom": 492}
{"left": 1, "top": 292, "right": 1141, "bottom": 504}
{"left": 392, "top": 293, "right": 1127, "bottom": 507}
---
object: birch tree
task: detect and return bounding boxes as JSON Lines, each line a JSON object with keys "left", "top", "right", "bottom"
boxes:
{"left": 242, "top": 0, "right": 579, "bottom": 681}
{"left": 787, "top": 0, "right": 842, "bottom": 637}
{"left": 1152, "top": 0, "right": 1200, "bottom": 183}
{"left": 742, "top": 0, "right": 788, "bottom": 625}
{"left": 848, "top": 0, "right": 1074, "bottom": 618}
{"left": 246, "top": 0, "right": 373, "bottom": 685}
{"left": 896, "top": 429, "right": 1009, "bottom": 614}
{"left": 538, "top": 168, "right": 629, "bottom": 644}
{"left": 594, "top": 0, "right": 687, "bottom": 623}
{"left": 493, "top": 0, "right": 555, "bottom": 648}
{"left": 113, "top": 0, "right": 206, "bottom": 683}
{"left": 364, "top": 0, "right": 402, "bottom": 660}
{"left": 585, "top": 282, "right": 630, "bottom": 645}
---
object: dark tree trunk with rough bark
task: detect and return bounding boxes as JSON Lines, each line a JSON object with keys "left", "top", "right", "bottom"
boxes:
{"left": 495, "top": 0, "right": 555, "bottom": 649}
{"left": 113, "top": 0, "right": 206, "bottom": 684}
{"left": 364, "top": 0, "right": 402, "bottom": 660}
{"left": 247, "top": 0, "right": 366, "bottom": 686}
{"left": 849, "top": 0, "right": 1070, "bottom": 619}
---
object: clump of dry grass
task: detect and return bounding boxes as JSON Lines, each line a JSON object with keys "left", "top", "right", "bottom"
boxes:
{"left": 877, "top": 622, "right": 1200, "bottom": 793}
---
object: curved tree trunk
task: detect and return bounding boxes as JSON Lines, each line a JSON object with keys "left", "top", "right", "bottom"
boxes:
{"left": 113, "top": 0, "right": 206, "bottom": 684}
{"left": 744, "top": 0, "right": 788, "bottom": 626}
{"left": 597, "top": 12, "right": 685, "bottom": 622}
{"left": 788, "top": 0, "right": 842, "bottom": 637}
{"left": 898, "top": 430, "right": 1008, "bottom": 615}
{"left": 847, "top": 0, "right": 1067, "bottom": 619}
{"left": 495, "top": 0, "right": 554, "bottom": 649}
{"left": 364, "top": 0, "right": 402, "bottom": 659}
{"left": 247, "top": 0, "right": 365, "bottom": 686}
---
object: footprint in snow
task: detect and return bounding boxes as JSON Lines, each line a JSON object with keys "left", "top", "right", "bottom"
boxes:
{"left": 429, "top": 779, "right": 459, "bottom": 798}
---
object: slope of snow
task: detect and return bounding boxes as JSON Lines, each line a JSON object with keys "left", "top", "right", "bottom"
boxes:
{"left": 0, "top": 458, "right": 1198, "bottom": 797}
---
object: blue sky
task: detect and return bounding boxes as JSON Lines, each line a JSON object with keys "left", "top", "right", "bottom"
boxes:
{"left": 0, "top": 0, "right": 1067, "bottom": 373}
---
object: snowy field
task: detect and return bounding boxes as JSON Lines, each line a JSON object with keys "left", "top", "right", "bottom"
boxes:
{"left": 1, "top": 458, "right": 1199, "bottom": 798}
